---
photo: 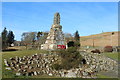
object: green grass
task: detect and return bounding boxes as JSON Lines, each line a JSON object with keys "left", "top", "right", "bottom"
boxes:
{"left": 2, "top": 49, "right": 48, "bottom": 78}
{"left": 0, "top": 52, "right": 2, "bottom": 80}
{"left": 2, "top": 49, "right": 48, "bottom": 59}
{"left": 97, "top": 74, "right": 111, "bottom": 78}
{"left": 103, "top": 52, "right": 119, "bottom": 61}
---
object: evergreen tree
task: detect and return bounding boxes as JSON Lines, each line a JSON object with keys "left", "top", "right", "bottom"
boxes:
{"left": 37, "top": 31, "right": 43, "bottom": 40}
{"left": 2, "top": 27, "right": 8, "bottom": 49}
{"left": 74, "top": 30, "right": 80, "bottom": 41}
{"left": 74, "top": 30, "right": 80, "bottom": 47}
{"left": 7, "top": 31, "right": 15, "bottom": 46}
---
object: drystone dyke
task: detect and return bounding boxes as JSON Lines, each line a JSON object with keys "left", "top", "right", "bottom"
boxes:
{"left": 4, "top": 52, "right": 118, "bottom": 78}
{"left": 4, "top": 52, "right": 97, "bottom": 78}
{"left": 80, "top": 52, "right": 118, "bottom": 76}
{"left": 4, "top": 53, "right": 61, "bottom": 77}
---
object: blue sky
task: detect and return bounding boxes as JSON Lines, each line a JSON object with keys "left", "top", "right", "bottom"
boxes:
{"left": 2, "top": 2, "right": 118, "bottom": 41}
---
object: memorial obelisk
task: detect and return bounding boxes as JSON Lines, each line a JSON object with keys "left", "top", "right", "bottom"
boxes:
{"left": 41, "top": 12, "right": 65, "bottom": 50}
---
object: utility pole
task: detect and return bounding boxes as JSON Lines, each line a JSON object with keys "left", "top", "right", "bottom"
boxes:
{"left": 93, "top": 38, "right": 94, "bottom": 48}
{"left": 111, "top": 32, "right": 114, "bottom": 46}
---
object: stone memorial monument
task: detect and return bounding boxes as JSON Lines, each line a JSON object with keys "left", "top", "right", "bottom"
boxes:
{"left": 41, "top": 12, "right": 65, "bottom": 50}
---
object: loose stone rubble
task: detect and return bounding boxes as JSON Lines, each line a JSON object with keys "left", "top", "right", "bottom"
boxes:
{"left": 80, "top": 52, "right": 118, "bottom": 77}
{"left": 4, "top": 53, "right": 61, "bottom": 76}
{"left": 4, "top": 52, "right": 118, "bottom": 78}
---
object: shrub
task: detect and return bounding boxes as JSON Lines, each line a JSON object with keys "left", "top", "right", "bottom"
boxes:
{"left": 66, "top": 47, "right": 77, "bottom": 53}
{"left": 51, "top": 64, "right": 62, "bottom": 70}
{"left": 104, "top": 46, "right": 113, "bottom": 52}
{"left": 74, "top": 41, "right": 80, "bottom": 48}
{"left": 53, "top": 47, "right": 83, "bottom": 70}
{"left": 67, "top": 41, "right": 74, "bottom": 47}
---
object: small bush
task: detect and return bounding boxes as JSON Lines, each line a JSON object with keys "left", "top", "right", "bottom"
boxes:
{"left": 51, "top": 64, "right": 62, "bottom": 70}
{"left": 104, "top": 46, "right": 113, "bottom": 52}
{"left": 67, "top": 41, "right": 74, "bottom": 47}
{"left": 67, "top": 47, "right": 77, "bottom": 52}
{"left": 74, "top": 41, "right": 80, "bottom": 48}
{"left": 53, "top": 47, "right": 83, "bottom": 70}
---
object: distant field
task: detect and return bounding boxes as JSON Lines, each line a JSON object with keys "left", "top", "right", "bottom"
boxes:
{"left": 81, "top": 31, "right": 119, "bottom": 47}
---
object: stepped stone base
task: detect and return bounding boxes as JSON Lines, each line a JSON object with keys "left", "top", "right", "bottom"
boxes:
{"left": 41, "top": 44, "right": 57, "bottom": 50}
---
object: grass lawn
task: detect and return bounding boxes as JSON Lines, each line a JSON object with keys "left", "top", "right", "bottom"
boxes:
{"left": 96, "top": 73, "right": 111, "bottom": 78}
{"left": 0, "top": 52, "right": 2, "bottom": 80}
{"left": 2, "top": 49, "right": 48, "bottom": 59}
{"left": 103, "top": 52, "right": 119, "bottom": 61}
{"left": 2, "top": 49, "right": 49, "bottom": 78}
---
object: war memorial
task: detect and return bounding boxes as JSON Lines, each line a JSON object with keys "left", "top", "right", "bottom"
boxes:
{"left": 3, "top": 13, "right": 118, "bottom": 78}
{"left": 41, "top": 12, "right": 66, "bottom": 50}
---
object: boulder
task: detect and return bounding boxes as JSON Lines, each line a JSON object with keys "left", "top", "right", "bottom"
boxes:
{"left": 5, "top": 67, "right": 11, "bottom": 70}
{"left": 65, "top": 70, "right": 76, "bottom": 78}
{"left": 16, "top": 73, "right": 21, "bottom": 76}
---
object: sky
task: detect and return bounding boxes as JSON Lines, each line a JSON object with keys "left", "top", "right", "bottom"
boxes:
{"left": 2, "top": 2, "right": 118, "bottom": 41}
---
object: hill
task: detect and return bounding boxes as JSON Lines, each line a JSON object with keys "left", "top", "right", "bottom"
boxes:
{"left": 80, "top": 31, "right": 119, "bottom": 47}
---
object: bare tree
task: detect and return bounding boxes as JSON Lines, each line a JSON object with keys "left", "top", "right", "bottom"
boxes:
{"left": 21, "top": 32, "right": 37, "bottom": 49}
{"left": 36, "top": 31, "right": 48, "bottom": 50}
{"left": 64, "top": 33, "right": 73, "bottom": 41}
